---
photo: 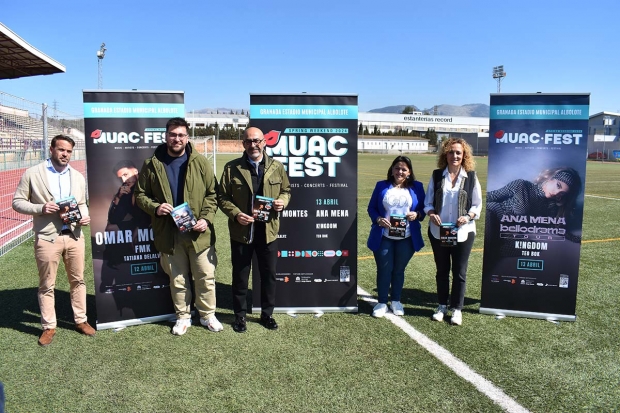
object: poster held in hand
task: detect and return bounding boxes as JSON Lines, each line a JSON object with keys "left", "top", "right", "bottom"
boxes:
{"left": 388, "top": 215, "right": 406, "bottom": 238}
{"left": 56, "top": 196, "right": 82, "bottom": 224}
{"left": 253, "top": 195, "right": 274, "bottom": 222}
{"left": 171, "top": 202, "right": 197, "bottom": 232}
{"left": 440, "top": 223, "right": 457, "bottom": 246}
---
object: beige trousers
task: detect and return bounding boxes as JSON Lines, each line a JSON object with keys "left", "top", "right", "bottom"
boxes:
{"left": 160, "top": 232, "right": 217, "bottom": 319}
{"left": 34, "top": 233, "right": 87, "bottom": 329}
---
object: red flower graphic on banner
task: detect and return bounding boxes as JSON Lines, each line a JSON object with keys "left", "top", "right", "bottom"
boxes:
{"left": 494, "top": 130, "right": 505, "bottom": 139}
{"left": 264, "top": 130, "right": 281, "bottom": 146}
{"left": 91, "top": 129, "right": 102, "bottom": 139}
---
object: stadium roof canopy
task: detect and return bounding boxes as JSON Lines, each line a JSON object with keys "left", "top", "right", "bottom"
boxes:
{"left": 0, "top": 22, "right": 65, "bottom": 80}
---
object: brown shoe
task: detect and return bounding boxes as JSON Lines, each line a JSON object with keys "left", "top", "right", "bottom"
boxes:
{"left": 75, "top": 322, "right": 96, "bottom": 337}
{"left": 38, "top": 329, "right": 56, "bottom": 346}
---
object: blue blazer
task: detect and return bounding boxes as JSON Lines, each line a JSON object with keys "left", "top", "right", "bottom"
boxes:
{"left": 366, "top": 180, "right": 426, "bottom": 252}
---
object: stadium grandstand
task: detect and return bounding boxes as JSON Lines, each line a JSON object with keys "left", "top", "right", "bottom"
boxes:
{"left": 0, "top": 22, "right": 85, "bottom": 257}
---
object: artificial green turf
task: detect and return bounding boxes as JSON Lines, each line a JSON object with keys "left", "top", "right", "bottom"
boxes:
{"left": 0, "top": 154, "right": 618, "bottom": 412}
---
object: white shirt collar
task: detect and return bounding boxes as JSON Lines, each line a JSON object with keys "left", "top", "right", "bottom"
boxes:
{"left": 46, "top": 158, "right": 71, "bottom": 174}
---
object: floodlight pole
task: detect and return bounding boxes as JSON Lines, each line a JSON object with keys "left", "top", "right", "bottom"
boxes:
{"left": 602, "top": 116, "right": 611, "bottom": 161}
{"left": 97, "top": 43, "right": 106, "bottom": 89}
{"left": 492, "top": 65, "right": 506, "bottom": 93}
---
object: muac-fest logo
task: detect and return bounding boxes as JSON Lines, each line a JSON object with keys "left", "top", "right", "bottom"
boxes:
{"left": 90, "top": 129, "right": 166, "bottom": 144}
{"left": 494, "top": 130, "right": 582, "bottom": 145}
{"left": 263, "top": 129, "right": 348, "bottom": 178}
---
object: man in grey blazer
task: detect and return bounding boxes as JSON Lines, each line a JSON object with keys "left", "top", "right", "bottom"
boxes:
{"left": 13, "top": 134, "right": 95, "bottom": 346}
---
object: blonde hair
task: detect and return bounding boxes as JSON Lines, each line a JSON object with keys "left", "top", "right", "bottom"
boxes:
{"left": 437, "top": 138, "right": 476, "bottom": 171}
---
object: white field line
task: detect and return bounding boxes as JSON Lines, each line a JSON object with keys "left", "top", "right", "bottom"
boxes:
{"left": 358, "top": 286, "right": 531, "bottom": 413}
{"left": 585, "top": 194, "right": 620, "bottom": 200}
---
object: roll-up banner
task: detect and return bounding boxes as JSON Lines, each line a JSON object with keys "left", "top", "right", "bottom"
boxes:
{"left": 480, "top": 93, "right": 589, "bottom": 321}
{"left": 83, "top": 90, "right": 184, "bottom": 329}
{"left": 249, "top": 94, "right": 358, "bottom": 313}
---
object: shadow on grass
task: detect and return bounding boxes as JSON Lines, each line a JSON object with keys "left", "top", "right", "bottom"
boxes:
{"left": 359, "top": 286, "right": 480, "bottom": 318}
{"left": 0, "top": 288, "right": 98, "bottom": 337}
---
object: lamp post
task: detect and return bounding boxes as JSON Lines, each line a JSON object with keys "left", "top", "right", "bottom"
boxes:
{"left": 602, "top": 116, "right": 612, "bottom": 161}
{"left": 492, "top": 65, "right": 506, "bottom": 93}
{"left": 97, "top": 43, "right": 106, "bottom": 89}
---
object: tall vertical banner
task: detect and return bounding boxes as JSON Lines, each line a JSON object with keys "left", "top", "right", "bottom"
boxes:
{"left": 83, "top": 90, "right": 184, "bottom": 329}
{"left": 481, "top": 93, "right": 589, "bottom": 321}
{"left": 249, "top": 94, "right": 358, "bottom": 312}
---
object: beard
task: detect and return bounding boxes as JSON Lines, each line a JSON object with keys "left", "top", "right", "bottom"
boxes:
{"left": 167, "top": 142, "right": 186, "bottom": 156}
{"left": 50, "top": 156, "right": 68, "bottom": 170}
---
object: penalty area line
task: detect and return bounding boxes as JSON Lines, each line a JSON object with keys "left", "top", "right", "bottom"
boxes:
{"left": 585, "top": 194, "right": 620, "bottom": 200}
{"left": 358, "top": 286, "right": 530, "bottom": 413}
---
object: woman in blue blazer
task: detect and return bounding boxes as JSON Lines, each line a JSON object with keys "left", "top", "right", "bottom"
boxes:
{"left": 367, "top": 156, "right": 426, "bottom": 318}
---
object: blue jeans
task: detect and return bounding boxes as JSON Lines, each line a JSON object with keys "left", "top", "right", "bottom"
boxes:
{"left": 373, "top": 236, "right": 415, "bottom": 303}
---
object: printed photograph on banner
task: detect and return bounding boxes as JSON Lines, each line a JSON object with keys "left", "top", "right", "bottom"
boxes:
{"left": 83, "top": 91, "right": 182, "bottom": 326}
{"left": 481, "top": 93, "right": 589, "bottom": 318}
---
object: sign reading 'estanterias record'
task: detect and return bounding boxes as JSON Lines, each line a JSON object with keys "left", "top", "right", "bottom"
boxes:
{"left": 84, "top": 90, "right": 183, "bottom": 329}
{"left": 481, "top": 93, "right": 589, "bottom": 322}
{"left": 250, "top": 94, "right": 358, "bottom": 313}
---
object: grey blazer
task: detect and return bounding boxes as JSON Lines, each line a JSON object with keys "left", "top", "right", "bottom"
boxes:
{"left": 12, "top": 161, "right": 89, "bottom": 242}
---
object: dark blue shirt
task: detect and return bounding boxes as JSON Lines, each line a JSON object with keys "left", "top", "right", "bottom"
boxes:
{"left": 163, "top": 151, "right": 188, "bottom": 206}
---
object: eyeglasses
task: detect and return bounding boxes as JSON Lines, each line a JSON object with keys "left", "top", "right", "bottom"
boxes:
{"left": 167, "top": 132, "right": 188, "bottom": 139}
{"left": 243, "top": 139, "right": 264, "bottom": 145}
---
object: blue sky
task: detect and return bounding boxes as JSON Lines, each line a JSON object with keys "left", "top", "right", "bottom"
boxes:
{"left": 2, "top": 0, "right": 619, "bottom": 116}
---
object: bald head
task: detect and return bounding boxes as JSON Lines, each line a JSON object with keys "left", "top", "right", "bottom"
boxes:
{"left": 244, "top": 127, "right": 263, "bottom": 140}
{"left": 243, "top": 127, "right": 265, "bottom": 162}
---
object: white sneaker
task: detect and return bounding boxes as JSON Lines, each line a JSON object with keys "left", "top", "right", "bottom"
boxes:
{"left": 372, "top": 303, "right": 388, "bottom": 318}
{"left": 431, "top": 305, "right": 448, "bottom": 322}
{"left": 451, "top": 309, "right": 462, "bottom": 326}
{"left": 172, "top": 318, "right": 192, "bottom": 335}
{"left": 200, "top": 315, "right": 223, "bottom": 332}
{"left": 390, "top": 301, "right": 405, "bottom": 316}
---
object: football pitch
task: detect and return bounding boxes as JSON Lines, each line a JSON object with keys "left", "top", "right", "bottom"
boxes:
{"left": 0, "top": 153, "right": 618, "bottom": 412}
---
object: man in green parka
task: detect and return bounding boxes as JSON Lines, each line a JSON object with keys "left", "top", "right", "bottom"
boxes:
{"left": 218, "top": 127, "right": 291, "bottom": 333}
{"left": 135, "top": 117, "right": 221, "bottom": 335}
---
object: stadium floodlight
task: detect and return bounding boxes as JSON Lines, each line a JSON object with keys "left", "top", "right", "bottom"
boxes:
{"left": 492, "top": 65, "right": 506, "bottom": 93}
{"left": 97, "top": 43, "right": 106, "bottom": 89}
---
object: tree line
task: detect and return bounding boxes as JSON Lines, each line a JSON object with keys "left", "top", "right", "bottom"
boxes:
{"left": 190, "top": 124, "right": 244, "bottom": 140}
{"left": 357, "top": 123, "right": 438, "bottom": 145}
{"left": 190, "top": 122, "right": 438, "bottom": 146}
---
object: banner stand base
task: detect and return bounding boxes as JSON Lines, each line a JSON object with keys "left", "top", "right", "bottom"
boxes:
{"left": 97, "top": 313, "right": 176, "bottom": 331}
{"left": 479, "top": 307, "right": 576, "bottom": 322}
{"left": 252, "top": 306, "right": 358, "bottom": 314}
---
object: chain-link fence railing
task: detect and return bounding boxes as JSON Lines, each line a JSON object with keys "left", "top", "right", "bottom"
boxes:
{"left": 0, "top": 91, "right": 85, "bottom": 257}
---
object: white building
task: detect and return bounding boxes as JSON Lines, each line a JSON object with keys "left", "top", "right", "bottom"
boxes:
{"left": 186, "top": 113, "right": 248, "bottom": 129}
{"left": 185, "top": 111, "right": 490, "bottom": 153}
{"left": 587, "top": 111, "right": 620, "bottom": 160}
{"left": 358, "top": 112, "right": 489, "bottom": 136}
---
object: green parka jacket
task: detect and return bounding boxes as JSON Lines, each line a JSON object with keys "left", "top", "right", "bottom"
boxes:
{"left": 218, "top": 152, "right": 291, "bottom": 244}
{"left": 135, "top": 142, "right": 217, "bottom": 254}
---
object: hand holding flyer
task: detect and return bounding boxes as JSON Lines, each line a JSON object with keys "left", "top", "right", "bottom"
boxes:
{"left": 388, "top": 214, "right": 406, "bottom": 238}
{"left": 253, "top": 195, "right": 274, "bottom": 223}
{"left": 56, "top": 196, "right": 82, "bottom": 224}
{"left": 171, "top": 202, "right": 197, "bottom": 232}
{"left": 440, "top": 223, "right": 457, "bottom": 246}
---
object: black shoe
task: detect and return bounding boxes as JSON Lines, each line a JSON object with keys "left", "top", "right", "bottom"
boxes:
{"left": 233, "top": 316, "right": 247, "bottom": 333}
{"left": 260, "top": 315, "right": 278, "bottom": 330}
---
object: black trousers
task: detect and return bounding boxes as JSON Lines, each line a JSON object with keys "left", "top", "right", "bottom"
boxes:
{"left": 231, "top": 225, "right": 278, "bottom": 318}
{"left": 428, "top": 228, "right": 475, "bottom": 310}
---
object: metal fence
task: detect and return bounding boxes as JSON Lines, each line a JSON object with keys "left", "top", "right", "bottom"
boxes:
{"left": 0, "top": 91, "right": 85, "bottom": 257}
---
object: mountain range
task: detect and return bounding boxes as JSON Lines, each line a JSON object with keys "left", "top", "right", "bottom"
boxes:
{"left": 368, "top": 104, "right": 490, "bottom": 117}
{"left": 193, "top": 103, "right": 490, "bottom": 118}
